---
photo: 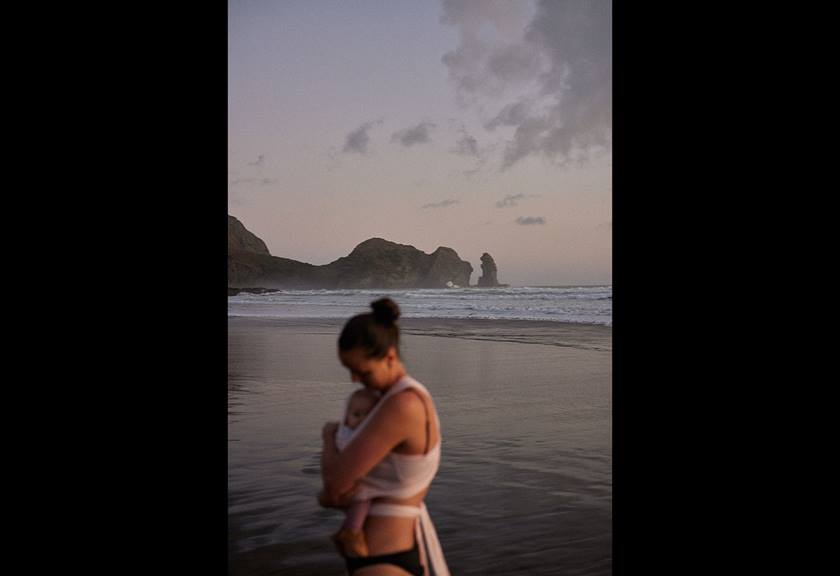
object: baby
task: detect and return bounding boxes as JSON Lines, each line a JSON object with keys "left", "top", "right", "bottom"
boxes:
{"left": 331, "top": 387, "right": 381, "bottom": 557}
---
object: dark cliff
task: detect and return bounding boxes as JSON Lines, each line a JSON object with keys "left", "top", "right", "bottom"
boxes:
{"left": 228, "top": 215, "right": 270, "bottom": 256}
{"left": 319, "top": 238, "right": 473, "bottom": 289}
{"left": 228, "top": 217, "right": 473, "bottom": 289}
{"left": 228, "top": 215, "right": 318, "bottom": 289}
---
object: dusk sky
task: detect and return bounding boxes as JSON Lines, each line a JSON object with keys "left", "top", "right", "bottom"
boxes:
{"left": 228, "top": 0, "right": 611, "bottom": 286}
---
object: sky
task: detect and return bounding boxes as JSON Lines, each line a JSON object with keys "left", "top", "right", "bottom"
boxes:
{"left": 228, "top": 0, "right": 611, "bottom": 286}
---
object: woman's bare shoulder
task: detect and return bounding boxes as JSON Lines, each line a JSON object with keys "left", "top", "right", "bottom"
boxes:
{"left": 381, "top": 388, "right": 426, "bottom": 419}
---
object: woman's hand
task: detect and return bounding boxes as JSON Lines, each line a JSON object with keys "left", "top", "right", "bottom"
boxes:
{"left": 322, "top": 421, "right": 340, "bottom": 443}
{"left": 317, "top": 486, "right": 357, "bottom": 509}
{"left": 317, "top": 489, "right": 332, "bottom": 508}
{"left": 320, "top": 421, "right": 349, "bottom": 507}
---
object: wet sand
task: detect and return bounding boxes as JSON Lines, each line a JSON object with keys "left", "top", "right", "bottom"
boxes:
{"left": 229, "top": 316, "right": 611, "bottom": 350}
{"left": 228, "top": 316, "right": 612, "bottom": 575}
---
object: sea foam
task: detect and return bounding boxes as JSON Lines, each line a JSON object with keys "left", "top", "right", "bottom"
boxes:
{"left": 228, "top": 286, "right": 612, "bottom": 326}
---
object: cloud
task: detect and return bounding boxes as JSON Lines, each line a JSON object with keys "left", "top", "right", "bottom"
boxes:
{"left": 496, "top": 193, "right": 526, "bottom": 208}
{"left": 496, "top": 193, "right": 540, "bottom": 207}
{"left": 247, "top": 154, "right": 265, "bottom": 167}
{"left": 392, "top": 121, "right": 435, "bottom": 147}
{"left": 343, "top": 120, "right": 382, "bottom": 154}
{"left": 422, "top": 199, "right": 460, "bottom": 209}
{"left": 441, "top": 0, "right": 612, "bottom": 169}
{"left": 440, "top": 0, "right": 539, "bottom": 102}
{"left": 454, "top": 131, "right": 480, "bottom": 157}
{"left": 230, "top": 177, "right": 277, "bottom": 186}
{"left": 449, "top": 124, "right": 493, "bottom": 177}
{"left": 516, "top": 216, "right": 546, "bottom": 225}
{"left": 484, "top": 100, "right": 535, "bottom": 130}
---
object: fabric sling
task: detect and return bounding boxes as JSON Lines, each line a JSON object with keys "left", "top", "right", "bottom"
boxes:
{"left": 339, "top": 375, "right": 450, "bottom": 576}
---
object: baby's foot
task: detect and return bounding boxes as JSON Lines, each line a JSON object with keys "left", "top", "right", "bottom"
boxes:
{"left": 331, "top": 527, "right": 370, "bottom": 557}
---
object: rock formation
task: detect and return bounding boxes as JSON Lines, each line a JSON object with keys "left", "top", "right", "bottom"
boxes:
{"left": 228, "top": 216, "right": 474, "bottom": 289}
{"left": 321, "top": 238, "right": 473, "bottom": 289}
{"left": 228, "top": 215, "right": 318, "bottom": 288}
{"left": 477, "top": 252, "right": 502, "bottom": 287}
{"left": 228, "top": 215, "right": 270, "bottom": 255}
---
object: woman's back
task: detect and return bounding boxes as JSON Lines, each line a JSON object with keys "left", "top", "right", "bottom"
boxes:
{"left": 359, "top": 377, "right": 444, "bottom": 569}
{"left": 348, "top": 376, "right": 441, "bottom": 501}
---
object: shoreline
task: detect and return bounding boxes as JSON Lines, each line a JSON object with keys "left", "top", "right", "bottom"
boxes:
{"left": 227, "top": 315, "right": 612, "bottom": 351}
{"left": 229, "top": 284, "right": 608, "bottom": 296}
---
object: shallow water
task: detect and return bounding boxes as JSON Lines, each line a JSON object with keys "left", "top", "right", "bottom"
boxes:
{"left": 228, "top": 318, "right": 612, "bottom": 575}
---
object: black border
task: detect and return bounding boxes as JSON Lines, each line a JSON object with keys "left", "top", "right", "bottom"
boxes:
{"left": 60, "top": 3, "right": 230, "bottom": 573}
{"left": 612, "top": 3, "right": 772, "bottom": 573}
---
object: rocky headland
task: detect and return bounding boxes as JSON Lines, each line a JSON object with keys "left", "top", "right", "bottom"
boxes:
{"left": 229, "top": 215, "right": 503, "bottom": 291}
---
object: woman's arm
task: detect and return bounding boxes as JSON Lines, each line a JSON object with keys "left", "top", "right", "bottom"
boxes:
{"left": 319, "top": 391, "right": 425, "bottom": 505}
{"left": 318, "top": 422, "right": 355, "bottom": 508}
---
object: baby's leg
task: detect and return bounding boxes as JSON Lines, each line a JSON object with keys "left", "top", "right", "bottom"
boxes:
{"left": 333, "top": 499, "right": 371, "bottom": 557}
{"left": 341, "top": 499, "right": 371, "bottom": 531}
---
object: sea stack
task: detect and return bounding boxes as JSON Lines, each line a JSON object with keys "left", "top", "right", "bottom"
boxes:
{"left": 477, "top": 253, "right": 501, "bottom": 287}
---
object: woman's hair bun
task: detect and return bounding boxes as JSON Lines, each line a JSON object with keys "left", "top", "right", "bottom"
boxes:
{"left": 370, "top": 298, "right": 400, "bottom": 325}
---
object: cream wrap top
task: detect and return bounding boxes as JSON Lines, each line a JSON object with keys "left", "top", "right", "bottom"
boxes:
{"left": 335, "top": 375, "right": 450, "bottom": 576}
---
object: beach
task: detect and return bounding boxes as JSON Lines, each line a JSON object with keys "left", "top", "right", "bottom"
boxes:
{"left": 228, "top": 316, "right": 612, "bottom": 575}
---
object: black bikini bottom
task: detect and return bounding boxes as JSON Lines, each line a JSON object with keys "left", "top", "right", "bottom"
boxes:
{"left": 345, "top": 543, "right": 423, "bottom": 576}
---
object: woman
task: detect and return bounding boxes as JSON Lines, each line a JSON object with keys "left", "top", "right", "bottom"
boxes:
{"left": 319, "top": 298, "right": 450, "bottom": 576}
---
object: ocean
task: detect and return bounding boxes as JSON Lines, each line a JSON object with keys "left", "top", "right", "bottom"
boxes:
{"left": 228, "top": 285, "right": 612, "bottom": 326}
